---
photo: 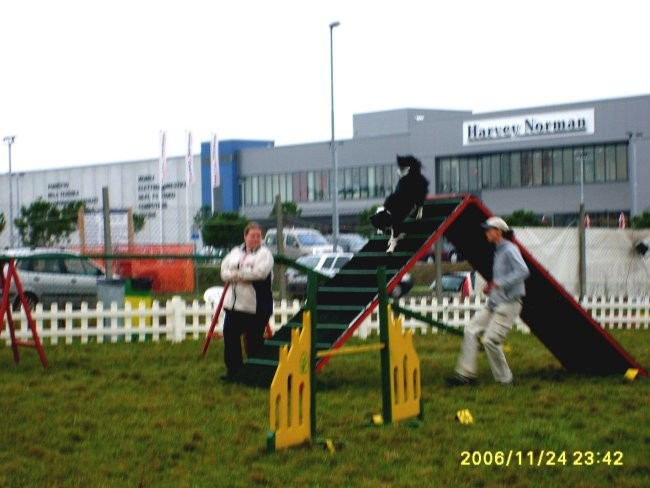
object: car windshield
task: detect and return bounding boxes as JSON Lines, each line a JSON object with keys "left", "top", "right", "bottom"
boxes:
{"left": 296, "top": 256, "right": 320, "bottom": 269}
{"left": 441, "top": 275, "right": 465, "bottom": 291}
{"left": 297, "top": 233, "right": 328, "bottom": 246}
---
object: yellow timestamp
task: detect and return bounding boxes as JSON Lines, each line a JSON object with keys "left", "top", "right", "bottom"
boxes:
{"left": 460, "top": 450, "right": 624, "bottom": 467}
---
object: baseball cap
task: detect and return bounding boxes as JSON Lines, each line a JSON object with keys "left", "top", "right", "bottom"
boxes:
{"left": 481, "top": 216, "right": 510, "bottom": 232}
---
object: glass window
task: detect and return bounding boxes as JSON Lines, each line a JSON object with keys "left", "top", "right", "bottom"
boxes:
{"left": 251, "top": 177, "right": 259, "bottom": 205}
{"left": 450, "top": 158, "right": 460, "bottom": 192}
{"left": 342, "top": 168, "right": 351, "bottom": 199}
{"left": 359, "top": 167, "right": 369, "bottom": 198}
{"left": 533, "top": 150, "right": 543, "bottom": 186}
{"left": 500, "top": 154, "right": 511, "bottom": 188}
{"left": 583, "top": 147, "right": 595, "bottom": 183}
{"left": 459, "top": 158, "right": 468, "bottom": 191}
{"left": 265, "top": 175, "right": 273, "bottom": 204}
{"left": 279, "top": 173, "right": 287, "bottom": 201}
{"left": 491, "top": 155, "right": 500, "bottom": 188}
{"left": 552, "top": 149, "right": 563, "bottom": 185}
{"left": 368, "top": 166, "right": 376, "bottom": 197}
{"left": 438, "top": 159, "right": 450, "bottom": 193}
{"left": 573, "top": 148, "right": 585, "bottom": 184}
{"left": 272, "top": 174, "right": 280, "bottom": 201}
{"left": 468, "top": 157, "right": 479, "bottom": 191}
{"left": 510, "top": 152, "right": 521, "bottom": 187}
{"left": 563, "top": 148, "right": 574, "bottom": 184}
{"left": 480, "top": 156, "right": 490, "bottom": 189}
{"left": 383, "top": 164, "right": 393, "bottom": 195}
{"left": 594, "top": 145, "right": 605, "bottom": 182}
{"left": 307, "top": 171, "right": 315, "bottom": 201}
{"left": 605, "top": 145, "right": 617, "bottom": 181}
{"left": 616, "top": 143, "right": 628, "bottom": 180}
{"left": 542, "top": 150, "right": 553, "bottom": 185}
{"left": 351, "top": 167, "right": 361, "bottom": 199}
{"left": 286, "top": 174, "right": 293, "bottom": 201}
{"left": 521, "top": 151, "right": 533, "bottom": 187}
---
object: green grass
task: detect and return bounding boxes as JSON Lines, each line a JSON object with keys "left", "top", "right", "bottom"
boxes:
{"left": 0, "top": 329, "right": 648, "bottom": 487}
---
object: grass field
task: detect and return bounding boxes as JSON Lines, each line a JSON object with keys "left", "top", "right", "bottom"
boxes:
{"left": 0, "top": 328, "right": 648, "bottom": 487}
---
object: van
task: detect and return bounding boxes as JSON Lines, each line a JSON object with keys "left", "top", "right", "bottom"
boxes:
{"left": 264, "top": 228, "right": 337, "bottom": 259}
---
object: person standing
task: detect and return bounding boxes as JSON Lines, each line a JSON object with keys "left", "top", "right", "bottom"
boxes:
{"left": 447, "top": 216, "right": 529, "bottom": 386}
{"left": 220, "top": 222, "right": 274, "bottom": 381}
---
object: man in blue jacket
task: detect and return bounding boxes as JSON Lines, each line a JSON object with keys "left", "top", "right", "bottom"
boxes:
{"left": 447, "top": 216, "right": 530, "bottom": 386}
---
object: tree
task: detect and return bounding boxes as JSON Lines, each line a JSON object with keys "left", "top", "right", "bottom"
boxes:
{"left": 502, "top": 209, "right": 546, "bottom": 227}
{"left": 358, "top": 205, "right": 381, "bottom": 237}
{"left": 193, "top": 206, "right": 212, "bottom": 232}
{"left": 631, "top": 210, "right": 650, "bottom": 229}
{"left": 132, "top": 213, "right": 146, "bottom": 233}
{"left": 268, "top": 201, "right": 301, "bottom": 219}
{"left": 201, "top": 212, "right": 248, "bottom": 249}
{"left": 14, "top": 199, "right": 84, "bottom": 247}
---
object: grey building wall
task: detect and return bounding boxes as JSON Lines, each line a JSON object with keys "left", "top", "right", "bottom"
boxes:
{"left": 238, "top": 94, "right": 650, "bottom": 226}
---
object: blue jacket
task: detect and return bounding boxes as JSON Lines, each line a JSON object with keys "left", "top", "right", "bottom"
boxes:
{"left": 488, "top": 239, "right": 529, "bottom": 308}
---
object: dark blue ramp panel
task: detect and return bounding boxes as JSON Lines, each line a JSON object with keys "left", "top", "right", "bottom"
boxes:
{"left": 444, "top": 196, "right": 647, "bottom": 377}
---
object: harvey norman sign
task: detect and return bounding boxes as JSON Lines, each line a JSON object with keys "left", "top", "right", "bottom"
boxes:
{"left": 463, "top": 108, "right": 594, "bottom": 146}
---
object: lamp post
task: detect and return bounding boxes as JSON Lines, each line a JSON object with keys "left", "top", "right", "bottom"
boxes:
{"left": 627, "top": 131, "right": 644, "bottom": 216}
{"left": 3, "top": 135, "right": 16, "bottom": 248}
{"left": 329, "top": 21, "right": 340, "bottom": 250}
{"left": 576, "top": 150, "right": 586, "bottom": 299}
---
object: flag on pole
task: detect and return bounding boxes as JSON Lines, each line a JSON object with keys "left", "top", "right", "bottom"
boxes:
{"left": 186, "top": 131, "right": 195, "bottom": 185}
{"left": 211, "top": 133, "right": 220, "bottom": 188}
{"left": 619, "top": 212, "right": 626, "bottom": 229}
{"left": 159, "top": 131, "right": 167, "bottom": 184}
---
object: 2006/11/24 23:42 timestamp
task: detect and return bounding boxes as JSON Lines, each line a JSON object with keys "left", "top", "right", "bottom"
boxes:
{"left": 460, "top": 450, "right": 624, "bottom": 467}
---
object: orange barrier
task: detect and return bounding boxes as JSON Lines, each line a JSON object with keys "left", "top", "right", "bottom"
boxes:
{"left": 74, "top": 244, "right": 196, "bottom": 294}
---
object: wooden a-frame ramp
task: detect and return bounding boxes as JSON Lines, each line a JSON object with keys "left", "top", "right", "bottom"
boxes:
{"left": 232, "top": 194, "right": 646, "bottom": 387}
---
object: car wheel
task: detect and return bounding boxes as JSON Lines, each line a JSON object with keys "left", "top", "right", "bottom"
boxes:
{"left": 13, "top": 293, "right": 38, "bottom": 311}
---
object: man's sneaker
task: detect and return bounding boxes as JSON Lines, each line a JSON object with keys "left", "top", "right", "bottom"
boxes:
{"left": 445, "top": 373, "right": 476, "bottom": 387}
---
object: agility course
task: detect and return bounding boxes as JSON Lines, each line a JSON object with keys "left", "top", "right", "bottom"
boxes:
{"left": 267, "top": 268, "right": 422, "bottom": 452}
{"left": 230, "top": 194, "right": 646, "bottom": 387}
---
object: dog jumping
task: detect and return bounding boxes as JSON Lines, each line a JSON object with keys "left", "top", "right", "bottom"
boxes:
{"left": 371, "top": 155, "right": 430, "bottom": 253}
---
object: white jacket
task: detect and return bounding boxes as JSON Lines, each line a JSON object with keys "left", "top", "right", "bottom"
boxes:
{"left": 220, "top": 244, "right": 274, "bottom": 315}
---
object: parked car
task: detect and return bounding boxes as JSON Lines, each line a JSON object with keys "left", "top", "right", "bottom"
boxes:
{"left": 264, "top": 228, "right": 339, "bottom": 259}
{"left": 429, "top": 271, "right": 475, "bottom": 298}
{"left": 325, "top": 233, "right": 369, "bottom": 253}
{"left": 419, "top": 239, "right": 462, "bottom": 263}
{"left": 285, "top": 252, "right": 412, "bottom": 300}
{"left": 2, "top": 248, "right": 107, "bottom": 310}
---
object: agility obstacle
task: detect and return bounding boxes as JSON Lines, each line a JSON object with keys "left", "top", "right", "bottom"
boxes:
{"left": 0, "top": 256, "right": 48, "bottom": 368}
{"left": 266, "top": 267, "right": 422, "bottom": 453}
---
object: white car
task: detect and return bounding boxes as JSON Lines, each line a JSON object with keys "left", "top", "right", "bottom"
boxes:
{"left": 2, "top": 248, "right": 106, "bottom": 310}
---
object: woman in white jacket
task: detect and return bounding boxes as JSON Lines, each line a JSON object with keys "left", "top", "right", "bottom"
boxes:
{"left": 220, "top": 222, "right": 274, "bottom": 381}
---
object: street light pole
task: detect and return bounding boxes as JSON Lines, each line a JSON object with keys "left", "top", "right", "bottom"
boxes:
{"left": 627, "top": 131, "right": 644, "bottom": 216}
{"left": 3, "top": 135, "right": 16, "bottom": 248}
{"left": 576, "top": 150, "right": 586, "bottom": 299}
{"left": 329, "top": 21, "right": 340, "bottom": 250}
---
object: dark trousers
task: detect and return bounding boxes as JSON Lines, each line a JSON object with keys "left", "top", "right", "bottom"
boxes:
{"left": 223, "top": 309, "right": 270, "bottom": 377}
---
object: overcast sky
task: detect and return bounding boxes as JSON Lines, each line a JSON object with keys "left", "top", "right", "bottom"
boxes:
{"left": 1, "top": 0, "right": 648, "bottom": 172}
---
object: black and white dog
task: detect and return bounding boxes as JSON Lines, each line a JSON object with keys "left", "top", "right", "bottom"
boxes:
{"left": 371, "top": 155, "right": 429, "bottom": 253}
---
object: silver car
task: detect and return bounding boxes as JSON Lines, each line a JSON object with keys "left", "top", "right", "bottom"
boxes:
{"left": 2, "top": 248, "right": 106, "bottom": 310}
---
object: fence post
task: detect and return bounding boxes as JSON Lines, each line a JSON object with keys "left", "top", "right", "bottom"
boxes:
{"left": 171, "top": 296, "right": 185, "bottom": 343}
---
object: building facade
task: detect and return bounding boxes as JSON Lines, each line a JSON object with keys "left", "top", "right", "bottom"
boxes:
{"left": 1, "top": 94, "right": 648, "bottom": 248}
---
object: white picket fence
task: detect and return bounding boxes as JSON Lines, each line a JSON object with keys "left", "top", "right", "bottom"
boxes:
{"left": 2, "top": 295, "right": 648, "bottom": 347}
